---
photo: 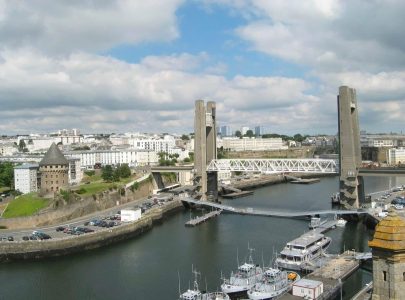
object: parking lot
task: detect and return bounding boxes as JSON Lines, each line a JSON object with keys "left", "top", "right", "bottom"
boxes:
{"left": 0, "top": 193, "right": 175, "bottom": 243}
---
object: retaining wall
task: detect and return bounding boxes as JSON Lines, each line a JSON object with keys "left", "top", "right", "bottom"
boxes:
{"left": 0, "top": 200, "right": 183, "bottom": 262}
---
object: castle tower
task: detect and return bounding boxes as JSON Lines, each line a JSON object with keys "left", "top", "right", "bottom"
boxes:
{"left": 368, "top": 208, "right": 405, "bottom": 299}
{"left": 39, "top": 143, "right": 69, "bottom": 195}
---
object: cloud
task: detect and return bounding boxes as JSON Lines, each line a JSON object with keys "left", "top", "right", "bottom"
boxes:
{"left": 0, "top": 49, "right": 318, "bottom": 134}
{"left": 0, "top": 0, "right": 184, "bottom": 54}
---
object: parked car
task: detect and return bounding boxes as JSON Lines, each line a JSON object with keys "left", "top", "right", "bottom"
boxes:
{"left": 29, "top": 236, "right": 38, "bottom": 240}
{"left": 22, "top": 236, "right": 29, "bottom": 241}
{"left": 84, "top": 221, "right": 90, "bottom": 226}
{"left": 7, "top": 236, "right": 14, "bottom": 241}
{"left": 56, "top": 226, "right": 66, "bottom": 232}
{"left": 82, "top": 227, "right": 94, "bottom": 233}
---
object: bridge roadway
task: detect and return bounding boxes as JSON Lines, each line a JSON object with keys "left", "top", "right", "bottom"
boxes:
{"left": 181, "top": 198, "right": 365, "bottom": 218}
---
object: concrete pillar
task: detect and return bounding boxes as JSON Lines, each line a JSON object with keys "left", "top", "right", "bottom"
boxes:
{"left": 337, "top": 86, "right": 364, "bottom": 208}
{"left": 194, "top": 100, "right": 218, "bottom": 201}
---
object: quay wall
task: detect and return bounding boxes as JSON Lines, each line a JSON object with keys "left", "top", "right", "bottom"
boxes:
{"left": 0, "top": 200, "right": 183, "bottom": 263}
{"left": 232, "top": 173, "right": 336, "bottom": 191}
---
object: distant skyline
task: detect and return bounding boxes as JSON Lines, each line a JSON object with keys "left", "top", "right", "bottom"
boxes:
{"left": 1, "top": 1, "right": 405, "bottom": 135}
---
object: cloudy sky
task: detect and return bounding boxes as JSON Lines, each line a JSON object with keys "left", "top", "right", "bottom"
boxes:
{"left": 1, "top": 0, "right": 405, "bottom": 135}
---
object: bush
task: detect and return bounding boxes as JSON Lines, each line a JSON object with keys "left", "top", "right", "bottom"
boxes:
{"left": 84, "top": 170, "right": 95, "bottom": 176}
{"left": 76, "top": 188, "right": 86, "bottom": 194}
{"left": 0, "top": 225, "right": 7, "bottom": 229}
{"left": 92, "top": 194, "right": 97, "bottom": 200}
{"left": 130, "top": 182, "right": 140, "bottom": 192}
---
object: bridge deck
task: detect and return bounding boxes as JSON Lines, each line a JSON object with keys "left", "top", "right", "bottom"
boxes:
{"left": 181, "top": 198, "right": 364, "bottom": 218}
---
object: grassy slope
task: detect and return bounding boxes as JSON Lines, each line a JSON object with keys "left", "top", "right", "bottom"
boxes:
{"left": 2, "top": 193, "right": 49, "bottom": 218}
{"left": 75, "top": 175, "right": 136, "bottom": 197}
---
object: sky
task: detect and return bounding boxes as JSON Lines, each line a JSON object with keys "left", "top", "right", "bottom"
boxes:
{"left": 1, "top": 0, "right": 405, "bottom": 135}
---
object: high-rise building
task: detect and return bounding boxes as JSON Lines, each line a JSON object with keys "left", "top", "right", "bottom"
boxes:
{"left": 254, "top": 126, "right": 269, "bottom": 136}
{"left": 219, "top": 125, "right": 232, "bottom": 137}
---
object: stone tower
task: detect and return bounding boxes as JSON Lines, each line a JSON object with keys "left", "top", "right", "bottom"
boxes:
{"left": 39, "top": 143, "right": 69, "bottom": 195}
{"left": 368, "top": 208, "right": 405, "bottom": 299}
{"left": 337, "top": 86, "right": 364, "bottom": 208}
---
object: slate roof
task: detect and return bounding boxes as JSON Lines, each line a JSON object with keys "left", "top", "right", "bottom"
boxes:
{"left": 39, "top": 143, "right": 68, "bottom": 166}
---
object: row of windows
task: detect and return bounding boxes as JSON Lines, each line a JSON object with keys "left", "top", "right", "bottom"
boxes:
{"left": 382, "top": 270, "right": 405, "bottom": 281}
{"left": 44, "top": 180, "right": 65, "bottom": 185}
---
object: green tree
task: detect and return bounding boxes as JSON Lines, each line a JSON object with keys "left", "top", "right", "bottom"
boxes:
{"left": 293, "top": 134, "right": 305, "bottom": 142}
{"left": 184, "top": 157, "right": 191, "bottom": 163}
{"left": 101, "top": 165, "right": 114, "bottom": 182}
{"left": 0, "top": 162, "right": 14, "bottom": 189}
{"left": 18, "top": 140, "right": 28, "bottom": 152}
{"left": 235, "top": 130, "right": 242, "bottom": 138}
{"left": 181, "top": 134, "right": 189, "bottom": 140}
{"left": 245, "top": 130, "right": 254, "bottom": 138}
{"left": 118, "top": 164, "right": 131, "bottom": 178}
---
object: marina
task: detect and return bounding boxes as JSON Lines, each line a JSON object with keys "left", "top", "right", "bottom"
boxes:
{"left": 0, "top": 175, "right": 389, "bottom": 299}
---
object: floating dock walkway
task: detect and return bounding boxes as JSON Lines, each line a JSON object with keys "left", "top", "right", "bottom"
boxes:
{"left": 185, "top": 210, "right": 222, "bottom": 227}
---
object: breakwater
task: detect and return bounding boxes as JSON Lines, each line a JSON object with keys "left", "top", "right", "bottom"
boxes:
{"left": 0, "top": 200, "right": 183, "bottom": 262}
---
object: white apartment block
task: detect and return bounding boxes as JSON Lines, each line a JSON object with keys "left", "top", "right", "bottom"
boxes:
{"left": 130, "top": 135, "right": 176, "bottom": 153}
{"left": 55, "top": 135, "right": 83, "bottom": 145}
{"left": 65, "top": 149, "right": 158, "bottom": 169}
{"left": 14, "top": 164, "right": 39, "bottom": 194}
{"left": 68, "top": 158, "right": 83, "bottom": 185}
{"left": 219, "top": 137, "right": 286, "bottom": 151}
{"left": 0, "top": 143, "right": 17, "bottom": 156}
{"left": 387, "top": 148, "right": 405, "bottom": 165}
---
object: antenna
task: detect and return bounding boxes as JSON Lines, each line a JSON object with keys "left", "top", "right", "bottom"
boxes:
{"left": 261, "top": 250, "right": 265, "bottom": 269}
{"left": 178, "top": 271, "right": 181, "bottom": 296}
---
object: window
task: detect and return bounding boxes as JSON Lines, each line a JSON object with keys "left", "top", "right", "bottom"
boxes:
{"left": 403, "top": 272, "right": 405, "bottom": 281}
{"left": 383, "top": 271, "right": 387, "bottom": 281}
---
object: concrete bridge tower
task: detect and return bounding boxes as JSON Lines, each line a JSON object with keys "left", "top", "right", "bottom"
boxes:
{"left": 194, "top": 100, "right": 218, "bottom": 201}
{"left": 337, "top": 86, "right": 364, "bottom": 208}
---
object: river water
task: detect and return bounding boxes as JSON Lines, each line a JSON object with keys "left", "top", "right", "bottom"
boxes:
{"left": 1, "top": 176, "right": 404, "bottom": 300}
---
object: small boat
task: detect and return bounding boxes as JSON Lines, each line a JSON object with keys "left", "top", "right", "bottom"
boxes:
{"left": 336, "top": 218, "right": 347, "bottom": 227}
{"left": 179, "top": 268, "right": 230, "bottom": 300}
{"left": 221, "top": 247, "right": 264, "bottom": 298}
{"left": 247, "top": 268, "right": 300, "bottom": 299}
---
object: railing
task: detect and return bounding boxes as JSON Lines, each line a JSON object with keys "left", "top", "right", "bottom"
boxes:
{"left": 207, "top": 159, "right": 338, "bottom": 173}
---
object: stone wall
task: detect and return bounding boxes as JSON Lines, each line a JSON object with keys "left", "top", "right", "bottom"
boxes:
{"left": 0, "top": 180, "right": 154, "bottom": 229}
{"left": 0, "top": 200, "right": 183, "bottom": 262}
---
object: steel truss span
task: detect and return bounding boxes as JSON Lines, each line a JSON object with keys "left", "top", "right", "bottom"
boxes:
{"left": 207, "top": 159, "right": 338, "bottom": 173}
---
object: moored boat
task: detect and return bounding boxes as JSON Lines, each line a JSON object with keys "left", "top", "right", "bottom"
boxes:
{"left": 247, "top": 268, "right": 300, "bottom": 300}
{"left": 221, "top": 247, "right": 264, "bottom": 298}
{"left": 275, "top": 232, "right": 331, "bottom": 271}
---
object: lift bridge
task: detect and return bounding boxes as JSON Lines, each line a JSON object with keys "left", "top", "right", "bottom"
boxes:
{"left": 206, "top": 159, "right": 338, "bottom": 174}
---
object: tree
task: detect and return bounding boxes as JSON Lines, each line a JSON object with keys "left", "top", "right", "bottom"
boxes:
{"left": 293, "top": 134, "right": 305, "bottom": 142}
{"left": 117, "top": 164, "right": 131, "bottom": 178}
{"left": 245, "top": 130, "right": 254, "bottom": 138}
{"left": 181, "top": 134, "right": 189, "bottom": 141}
{"left": 18, "top": 140, "right": 27, "bottom": 152}
{"left": 0, "top": 162, "right": 14, "bottom": 189}
{"left": 101, "top": 165, "right": 114, "bottom": 182}
{"left": 235, "top": 130, "right": 242, "bottom": 138}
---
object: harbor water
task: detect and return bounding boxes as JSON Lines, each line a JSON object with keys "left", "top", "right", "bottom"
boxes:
{"left": 0, "top": 176, "right": 403, "bottom": 300}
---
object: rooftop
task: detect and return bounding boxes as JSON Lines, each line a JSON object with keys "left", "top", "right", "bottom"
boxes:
{"left": 14, "top": 163, "right": 39, "bottom": 169}
{"left": 39, "top": 143, "right": 68, "bottom": 166}
{"left": 368, "top": 208, "right": 405, "bottom": 251}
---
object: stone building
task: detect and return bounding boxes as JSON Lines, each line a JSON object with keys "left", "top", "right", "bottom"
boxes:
{"left": 368, "top": 208, "right": 405, "bottom": 299}
{"left": 39, "top": 143, "right": 69, "bottom": 195}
